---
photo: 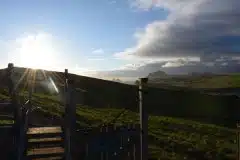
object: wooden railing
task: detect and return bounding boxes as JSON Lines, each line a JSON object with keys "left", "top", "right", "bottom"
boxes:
{"left": 73, "top": 123, "right": 141, "bottom": 160}
{"left": 0, "top": 63, "right": 149, "bottom": 160}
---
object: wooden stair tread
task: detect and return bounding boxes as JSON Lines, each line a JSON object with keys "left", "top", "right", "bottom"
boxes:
{"left": 27, "top": 133, "right": 62, "bottom": 139}
{"left": 28, "top": 147, "right": 64, "bottom": 155}
{"left": 31, "top": 157, "right": 63, "bottom": 160}
{"left": 27, "top": 127, "right": 62, "bottom": 135}
{"left": 28, "top": 137, "right": 63, "bottom": 148}
{"left": 29, "top": 137, "right": 62, "bottom": 143}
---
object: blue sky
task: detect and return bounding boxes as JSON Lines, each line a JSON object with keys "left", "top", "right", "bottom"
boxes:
{"left": 0, "top": 0, "right": 239, "bottom": 80}
{"left": 0, "top": 0, "right": 168, "bottom": 73}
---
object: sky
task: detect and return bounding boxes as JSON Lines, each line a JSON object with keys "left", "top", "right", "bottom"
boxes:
{"left": 0, "top": 0, "right": 240, "bottom": 81}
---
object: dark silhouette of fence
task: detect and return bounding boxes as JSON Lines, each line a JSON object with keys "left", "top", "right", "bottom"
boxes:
{"left": 0, "top": 63, "right": 149, "bottom": 160}
{"left": 72, "top": 124, "right": 141, "bottom": 160}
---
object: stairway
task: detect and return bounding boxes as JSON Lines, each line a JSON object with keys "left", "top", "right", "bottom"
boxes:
{"left": 26, "top": 126, "right": 65, "bottom": 160}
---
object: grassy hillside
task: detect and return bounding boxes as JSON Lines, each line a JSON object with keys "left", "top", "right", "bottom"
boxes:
{"left": 0, "top": 91, "right": 237, "bottom": 159}
{"left": 0, "top": 67, "right": 240, "bottom": 128}
{"left": 148, "top": 74, "right": 240, "bottom": 89}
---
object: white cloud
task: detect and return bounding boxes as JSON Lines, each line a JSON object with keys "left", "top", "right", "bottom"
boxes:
{"left": 93, "top": 57, "right": 240, "bottom": 80}
{"left": 130, "top": 0, "right": 199, "bottom": 12}
{"left": 118, "top": 63, "right": 145, "bottom": 70}
{"left": 92, "top": 48, "right": 104, "bottom": 54}
{"left": 119, "top": 0, "right": 240, "bottom": 60}
{"left": 87, "top": 58, "right": 105, "bottom": 61}
{"left": 162, "top": 61, "right": 185, "bottom": 68}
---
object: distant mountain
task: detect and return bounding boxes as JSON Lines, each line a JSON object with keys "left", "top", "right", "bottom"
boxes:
{"left": 147, "top": 70, "right": 168, "bottom": 80}
{"left": 112, "top": 78, "right": 122, "bottom": 83}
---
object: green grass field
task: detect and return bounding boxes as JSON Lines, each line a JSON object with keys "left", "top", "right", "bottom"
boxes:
{"left": 0, "top": 67, "right": 239, "bottom": 159}
{"left": 149, "top": 74, "right": 240, "bottom": 89}
{"left": 0, "top": 91, "right": 234, "bottom": 160}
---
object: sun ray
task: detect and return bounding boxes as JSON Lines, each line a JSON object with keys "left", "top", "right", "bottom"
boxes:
{"left": 32, "top": 69, "right": 36, "bottom": 94}
{"left": 23, "top": 69, "right": 31, "bottom": 91}
{"left": 14, "top": 68, "right": 29, "bottom": 91}
{"left": 26, "top": 69, "right": 35, "bottom": 95}
{"left": 40, "top": 69, "right": 48, "bottom": 81}
{"left": 50, "top": 71, "right": 65, "bottom": 85}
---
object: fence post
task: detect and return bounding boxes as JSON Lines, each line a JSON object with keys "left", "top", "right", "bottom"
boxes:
{"left": 64, "top": 69, "right": 76, "bottom": 160}
{"left": 7, "top": 63, "right": 23, "bottom": 159}
{"left": 7, "top": 63, "right": 16, "bottom": 159}
{"left": 64, "top": 69, "right": 71, "bottom": 160}
{"left": 237, "top": 123, "right": 240, "bottom": 160}
{"left": 139, "top": 78, "right": 148, "bottom": 160}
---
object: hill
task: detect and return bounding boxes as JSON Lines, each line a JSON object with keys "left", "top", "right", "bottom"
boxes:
{"left": 0, "top": 66, "right": 239, "bottom": 159}
{"left": 0, "top": 90, "right": 237, "bottom": 159}
{"left": 148, "top": 71, "right": 240, "bottom": 89}
{"left": 0, "top": 67, "right": 240, "bottom": 128}
{"left": 148, "top": 70, "right": 168, "bottom": 80}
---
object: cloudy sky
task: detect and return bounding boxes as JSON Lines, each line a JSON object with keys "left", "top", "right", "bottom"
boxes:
{"left": 0, "top": 0, "right": 239, "bottom": 81}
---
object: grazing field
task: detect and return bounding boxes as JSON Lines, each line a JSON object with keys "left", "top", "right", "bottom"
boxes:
{"left": 148, "top": 74, "right": 240, "bottom": 89}
{"left": 1, "top": 67, "right": 240, "bottom": 128}
{"left": 0, "top": 67, "right": 239, "bottom": 159}
{"left": 0, "top": 91, "right": 237, "bottom": 159}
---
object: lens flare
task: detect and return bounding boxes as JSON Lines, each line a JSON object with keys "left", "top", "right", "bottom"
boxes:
{"left": 49, "top": 77, "right": 59, "bottom": 93}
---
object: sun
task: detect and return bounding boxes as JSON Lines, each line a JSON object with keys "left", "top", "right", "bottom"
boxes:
{"left": 18, "top": 33, "right": 57, "bottom": 70}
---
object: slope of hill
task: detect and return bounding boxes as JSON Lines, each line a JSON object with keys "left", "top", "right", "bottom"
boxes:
{"left": 148, "top": 70, "right": 168, "bottom": 80}
{"left": 148, "top": 71, "right": 240, "bottom": 89}
{"left": 0, "top": 67, "right": 240, "bottom": 128}
{"left": 0, "top": 91, "right": 237, "bottom": 159}
{"left": 0, "top": 67, "right": 239, "bottom": 159}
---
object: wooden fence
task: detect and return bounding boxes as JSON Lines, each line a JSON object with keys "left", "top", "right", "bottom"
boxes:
{"left": 0, "top": 63, "right": 149, "bottom": 160}
{"left": 72, "top": 124, "right": 141, "bottom": 160}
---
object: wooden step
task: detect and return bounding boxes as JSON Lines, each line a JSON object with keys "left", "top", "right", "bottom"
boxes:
{"left": 27, "top": 147, "right": 64, "bottom": 159}
{"left": 27, "top": 127, "right": 62, "bottom": 135}
{"left": 29, "top": 137, "right": 62, "bottom": 143}
{"left": 29, "top": 157, "right": 63, "bottom": 160}
{"left": 28, "top": 132, "right": 62, "bottom": 139}
{"left": 28, "top": 137, "right": 63, "bottom": 148}
{"left": 27, "top": 127, "right": 62, "bottom": 139}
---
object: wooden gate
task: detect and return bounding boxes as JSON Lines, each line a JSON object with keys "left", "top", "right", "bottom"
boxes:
{"left": 0, "top": 63, "right": 149, "bottom": 160}
{"left": 63, "top": 69, "right": 148, "bottom": 160}
{"left": 69, "top": 124, "right": 140, "bottom": 160}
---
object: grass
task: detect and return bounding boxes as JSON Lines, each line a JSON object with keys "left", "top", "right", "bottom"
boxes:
{"left": 0, "top": 91, "right": 237, "bottom": 159}
{"left": 28, "top": 93, "right": 239, "bottom": 159}
{"left": 75, "top": 106, "right": 237, "bottom": 159}
{"left": 149, "top": 74, "right": 240, "bottom": 89}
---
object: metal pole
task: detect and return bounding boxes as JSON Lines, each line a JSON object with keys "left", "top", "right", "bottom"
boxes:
{"left": 139, "top": 78, "right": 148, "bottom": 160}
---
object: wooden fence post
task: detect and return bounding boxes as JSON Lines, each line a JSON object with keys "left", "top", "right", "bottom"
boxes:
{"left": 7, "top": 63, "right": 24, "bottom": 160}
{"left": 237, "top": 123, "right": 240, "bottom": 160}
{"left": 64, "top": 69, "right": 76, "bottom": 160}
{"left": 139, "top": 78, "right": 148, "bottom": 160}
{"left": 7, "top": 63, "right": 16, "bottom": 159}
{"left": 7, "top": 63, "right": 14, "bottom": 95}
{"left": 64, "top": 68, "right": 71, "bottom": 160}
